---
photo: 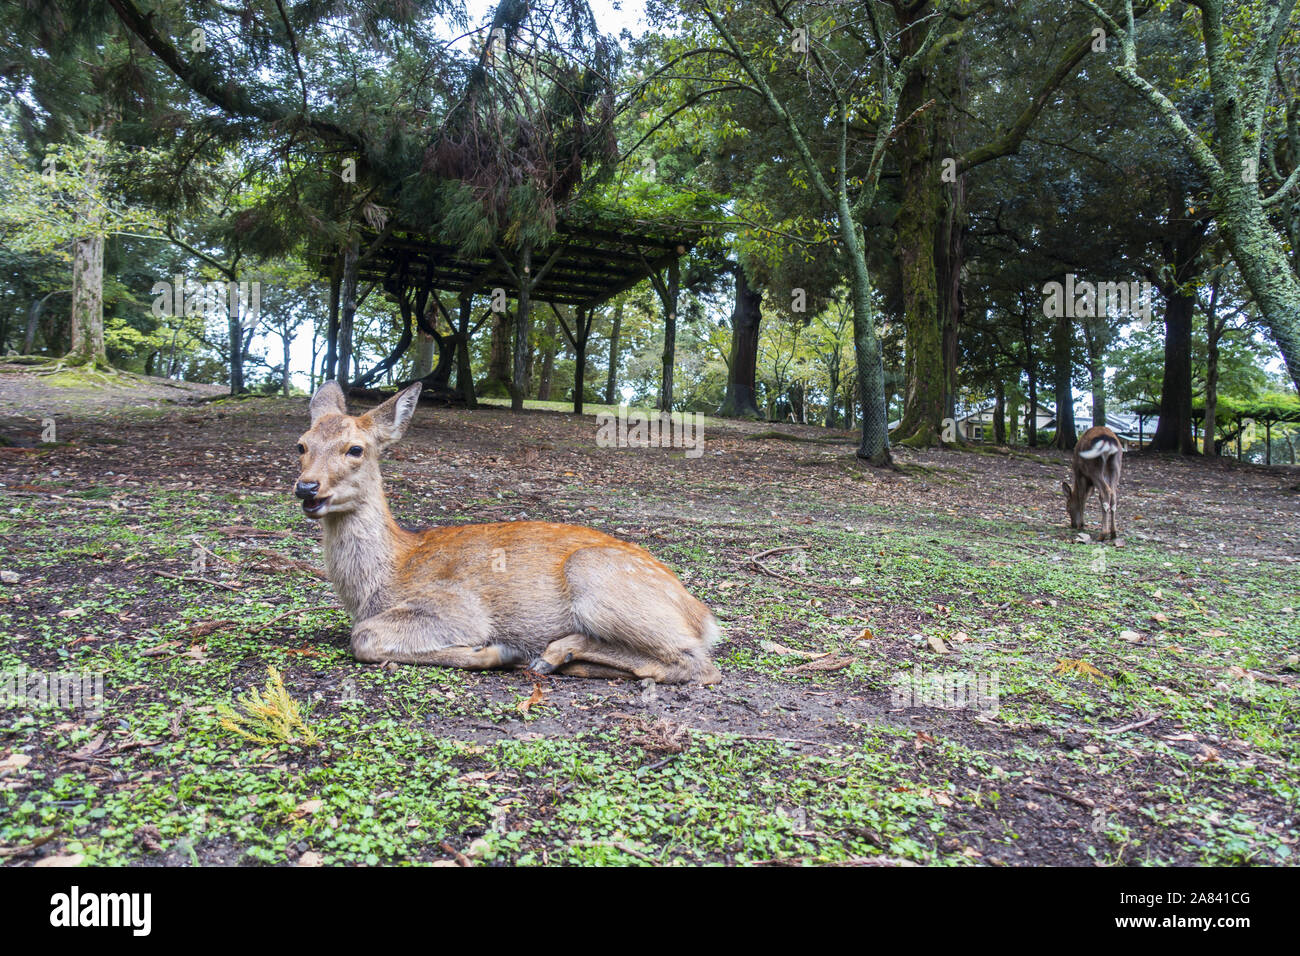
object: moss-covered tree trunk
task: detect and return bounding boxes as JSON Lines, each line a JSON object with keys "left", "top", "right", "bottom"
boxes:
{"left": 482, "top": 310, "right": 512, "bottom": 396}
{"left": 840, "top": 209, "right": 891, "bottom": 464}
{"left": 717, "top": 266, "right": 763, "bottom": 418}
{"left": 66, "top": 234, "right": 106, "bottom": 367}
{"left": 892, "top": 44, "right": 946, "bottom": 447}
{"left": 413, "top": 330, "right": 435, "bottom": 379}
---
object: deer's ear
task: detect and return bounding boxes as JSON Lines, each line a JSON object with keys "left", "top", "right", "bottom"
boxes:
{"left": 364, "top": 382, "right": 422, "bottom": 446}
{"left": 310, "top": 382, "right": 347, "bottom": 423}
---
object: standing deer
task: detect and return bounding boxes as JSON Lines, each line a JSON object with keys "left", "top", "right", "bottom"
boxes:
{"left": 1062, "top": 425, "right": 1124, "bottom": 540}
{"left": 294, "top": 381, "right": 722, "bottom": 684}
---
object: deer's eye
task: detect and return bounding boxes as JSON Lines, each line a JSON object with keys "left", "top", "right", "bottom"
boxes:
{"left": 296, "top": 443, "right": 306, "bottom": 454}
{"left": 347, "top": 445, "right": 364, "bottom": 458}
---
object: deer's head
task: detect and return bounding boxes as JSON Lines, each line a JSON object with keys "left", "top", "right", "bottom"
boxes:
{"left": 294, "top": 382, "right": 421, "bottom": 519}
{"left": 1061, "top": 478, "right": 1086, "bottom": 529}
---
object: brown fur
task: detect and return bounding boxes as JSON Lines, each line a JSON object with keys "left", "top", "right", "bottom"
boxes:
{"left": 1062, "top": 425, "right": 1124, "bottom": 540}
{"left": 295, "top": 382, "right": 722, "bottom": 684}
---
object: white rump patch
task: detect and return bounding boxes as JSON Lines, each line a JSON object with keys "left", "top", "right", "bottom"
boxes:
{"left": 1078, "top": 440, "right": 1118, "bottom": 459}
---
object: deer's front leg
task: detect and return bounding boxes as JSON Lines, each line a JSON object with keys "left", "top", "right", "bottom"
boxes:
{"left": 350, "top": 595, "right": 525, "bottom": 669}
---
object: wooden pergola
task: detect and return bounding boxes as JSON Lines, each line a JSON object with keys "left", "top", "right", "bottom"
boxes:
{"left": 318, "top": 219, "right": 697, "bottom": 414}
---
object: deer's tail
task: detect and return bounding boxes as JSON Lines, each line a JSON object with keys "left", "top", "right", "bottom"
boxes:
{"left": 1078, "top": 439, "right": 1120, "bottom": 459}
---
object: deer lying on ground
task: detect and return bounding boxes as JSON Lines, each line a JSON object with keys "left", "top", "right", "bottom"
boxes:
{"left": 293, "top": 382, "right": 722, "bottom": 684}
{"left": 1062, "top": 425, "right": 1124, "bottom": 540}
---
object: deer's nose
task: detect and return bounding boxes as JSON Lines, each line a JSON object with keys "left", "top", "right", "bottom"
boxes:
{"left": 294, "top": 480, "right": 320, "bottom": 500}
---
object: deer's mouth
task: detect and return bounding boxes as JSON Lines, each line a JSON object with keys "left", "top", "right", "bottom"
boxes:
{"left": 301, "top": 495, "right": 331, "bottom": 518}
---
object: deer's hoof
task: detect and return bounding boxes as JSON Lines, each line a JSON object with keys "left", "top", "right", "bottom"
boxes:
{"left": 528, "top": 657, "right": 556, "bottom": 675}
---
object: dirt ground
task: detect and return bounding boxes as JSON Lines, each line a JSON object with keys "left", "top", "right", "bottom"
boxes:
{"left": 0, "top": 363, "right": 1297, "bottom": 866}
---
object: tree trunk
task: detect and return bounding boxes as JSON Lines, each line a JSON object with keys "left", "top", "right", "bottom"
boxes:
{"left": 572, "top": 312, "right": 587, "bottom": 416}
{"left": 325, "top": 258, "right": 341, "bottom": 381}
{"left": 1051, "top": 311, "right": 1077, "bottom": 450}
{"left": 604, "top": 299, "right": 623, "bottom": 405}
{"left": 67, "top": 235, "right": 106, "bottom": 367}
{"left": 839, "top": 211, "right": 891, "bottom": 463}
{"left": 892, "top": 15, "right": 946, "bottom": 447}
{"left": 336, "top": 238, "right": 359, "bottom": 388}
{"left": 483, "top": 309, "right": 512, "bottom": 396}
{"left": 658, "top": 257, "right": 679, "bottom": 412}
{"left": 282, "top": 332, "right": 291, "bottom": 396}
{"left": 1027, "top": 366, "right": 1039, "bottom": 448}
{"left": 1150, "top": 291, "right": 1196, "bottom": 453}
{"left": 994, "top": 379, "right": 1006, "bottom": 444}
{"left": 511, "top": 243, "right": 532, "bottom": 412}
{"left": 826, "top": 358, "right": 841, "bottom": 428}
{"left": 717, "top": 267, "right": 763, "bottom": 418}
{"left": 413, "top": 330, "right": 435, "bottom": 379}
{"left": 1204, "top": 321, "right": 1220, "bottom": 455}
{"left": 537, "top": 309, "right": 557, "bottom": 401}
{"left": 1083, "top": 320, "right": 1108, "bottom": 426}
{"left": 228, "top": 300, "right": 244, "bottom": 396}
{"left": 457, "top": 294, "right": 477, "bottom": 409}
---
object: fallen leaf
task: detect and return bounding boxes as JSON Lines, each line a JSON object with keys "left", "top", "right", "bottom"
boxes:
{"left": 35, "top": 854, "right": 83, "bottom": 867}
{"left": 140, "top": 642, "right": 181, "bottom": 658}
{"left": 927, "top": 635, "right": 949, "bottom": 654}
{"left": 68, "top": 733, "right": 108, "bottom": 760}
{"left": 0, "top": 753, "right": 32, "bottom": 774}
{"left": 297, "top": 851, "right": 323, "bottom": 867}
{"left": 185, "top": 619, "right": 234, "bottom": 638}
{"left": 516, "top": 683, "right": 547, "bottom": 715}
{"left": 1119, "top": 630, "right": 1143, "bottom": 643}
{"left": 292, "top": 799, "right": 324, "bottom": 818}
{"left": 759, "top": 639, "right": 826, "bottom": 660}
